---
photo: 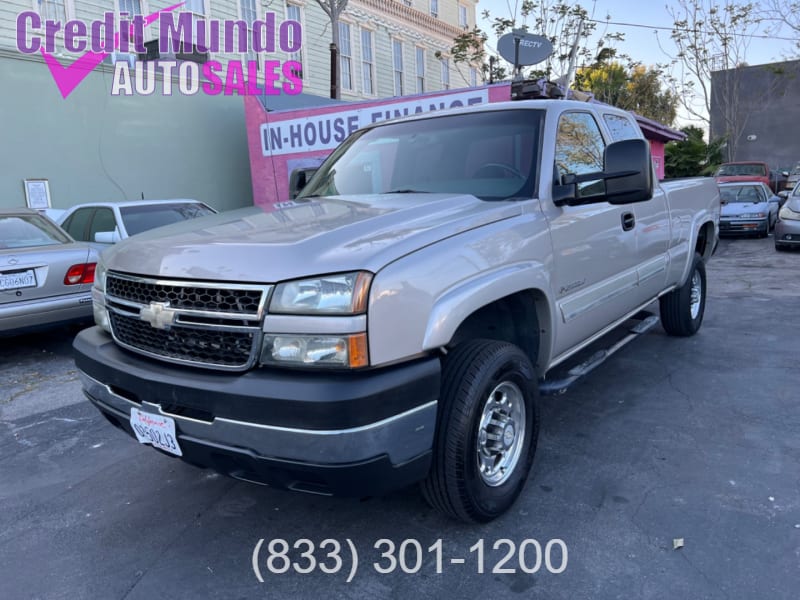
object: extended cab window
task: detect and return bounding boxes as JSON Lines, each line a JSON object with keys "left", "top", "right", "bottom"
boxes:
{"left": 603, "top": 113, "right": 639, "bottom": 141}
{"left": 555, "top": 112, "right": 606, "bottom": 197}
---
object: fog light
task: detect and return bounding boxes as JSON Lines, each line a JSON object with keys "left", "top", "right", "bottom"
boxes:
{"left": 91, "top": 287, "right": 111, "bottom": 333}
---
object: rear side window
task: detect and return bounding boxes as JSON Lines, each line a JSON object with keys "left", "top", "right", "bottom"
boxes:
{"left": 603, "top": 113, "right": 639, "bottom": 141}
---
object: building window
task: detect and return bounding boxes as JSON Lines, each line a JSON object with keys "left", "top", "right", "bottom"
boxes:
{"left": 184, "top": 0, "right": 206, "bottom": 15}
{"left": 415, "top": 47, "right": 425, "bottom": 94}
{"left": 393, "top": 39, "right": 404, "bottom": 96}
{"left": 440, "top": 57, "right": 450, "bottom": 90}
{"left": 459, "top": 4, "right": 468, "bottom": 28}
{"left": 240, "top": 0, "right": 257, "bottom": 63}
{"left": 430, "top": 0, "right": 438, "bottom": 18}
{"left": 339, "top": 22, "right": 353, "bottom": 91}
{"left": 402, "top": 0, "right": 412, "bottom": 6}
{"left": 286, "top": 4, "right": 303, "bottom": 78}
{"left": 361, "top": 29, "right": 375, "bottom": 95}
{"left": 118, "top": 0, "right": 143, "bottom": 15}
{"left": 39, "top": 0, "right": 68, "bottom": 22}
{"left": 470, "top": 66, "right": 477, "bottom": 87}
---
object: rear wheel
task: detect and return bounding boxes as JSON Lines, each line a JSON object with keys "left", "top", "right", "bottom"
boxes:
{"left": 660, "top": 252, "right": 706, "bottom": 337}
{"left": 421, "top": 340, "right": 538, "bottom": 523}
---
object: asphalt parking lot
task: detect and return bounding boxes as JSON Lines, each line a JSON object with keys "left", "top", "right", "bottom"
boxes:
{"left": 1, "top": 235, "right": 798, "bottom": 600}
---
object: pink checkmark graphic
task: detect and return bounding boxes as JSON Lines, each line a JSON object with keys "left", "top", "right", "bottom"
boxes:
{"left": 41, "top": 2, "right": 186, "bottom": 99}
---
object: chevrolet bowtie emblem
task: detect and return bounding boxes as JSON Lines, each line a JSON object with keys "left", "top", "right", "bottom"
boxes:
{"left": 139, "top": 301, "right": 177, "bottom": 330}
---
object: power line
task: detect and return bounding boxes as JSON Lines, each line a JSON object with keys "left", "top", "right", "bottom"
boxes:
{"left": 587, "top": 18, "right": 799, "bottom": 42}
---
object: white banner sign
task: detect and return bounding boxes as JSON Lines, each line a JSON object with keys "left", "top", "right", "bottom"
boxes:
{"left": 261, "top": 89, "right": 490, "bottom": 156}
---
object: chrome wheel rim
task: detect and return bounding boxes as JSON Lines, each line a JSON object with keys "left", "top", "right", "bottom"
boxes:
{"left": 689, "top": 270, "right": 703, "bottom": 320}
{"left": 476, "top": 380, "right": 526, "bottom": 487}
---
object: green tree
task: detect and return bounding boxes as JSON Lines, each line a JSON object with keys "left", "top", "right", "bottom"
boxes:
{"left": 575, "top": 62, "right": 679, "bottom": 125}
{"left": 664, "top": 126, "right": 725, "bottom": 178}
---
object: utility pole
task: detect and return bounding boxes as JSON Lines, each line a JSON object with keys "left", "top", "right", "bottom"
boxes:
{"left": 563, "top": 18, "right": 585, "bottom": 97}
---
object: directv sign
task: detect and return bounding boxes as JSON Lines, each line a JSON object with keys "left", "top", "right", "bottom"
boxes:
{"left": 497, "top": 31, "right": 554, "bottom": 67}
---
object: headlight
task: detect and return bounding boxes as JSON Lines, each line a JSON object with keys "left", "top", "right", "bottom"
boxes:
{"left": 92, "top": 261, "right": 111, "bottom": 333}
{"left": 741, "top": 212, "right": 766, "bottom": 218}
{"left": 270, "top": 272, "right": 372, "bottom": 315}
{"left": 779, "top": 205, "right": 800, "bottom": 221}
{"left": 261, "top": 333, "right": 368, "bottom": 368}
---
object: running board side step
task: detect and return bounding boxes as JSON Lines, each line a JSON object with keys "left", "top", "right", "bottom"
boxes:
{"left": 539, "top": 313, "right": 660, "bottom": 396}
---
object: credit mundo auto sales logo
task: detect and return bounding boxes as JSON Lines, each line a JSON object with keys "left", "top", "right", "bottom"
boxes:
{"left": 15, "top": 2, "right": 302, "bottom": 99}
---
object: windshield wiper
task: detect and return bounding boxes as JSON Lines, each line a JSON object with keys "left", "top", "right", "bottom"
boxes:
{"left": 386, "top": 189, "right": 432, "bottom": 194}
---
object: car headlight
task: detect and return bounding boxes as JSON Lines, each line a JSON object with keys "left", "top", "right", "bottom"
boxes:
{"left": 741, "top": 212, "right": 766, "bottom": 218}
{"left": 779, "top": 205, "right": 800, "bottom": 221}
{"left": 269, "top": 272, "right": 372, "bottom": 315}
{"left": 92, "top": 261, "right": 111, "bottom": 333}
{"left": 261, "top": 333, "right": 368, "bottom": 368}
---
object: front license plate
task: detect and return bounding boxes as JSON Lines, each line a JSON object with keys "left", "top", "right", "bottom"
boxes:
{"left": 129, "top": 407, "right": 182, "bottom": 456}
{"left": 0, "top": 269, "right": 36, "bottom": 291}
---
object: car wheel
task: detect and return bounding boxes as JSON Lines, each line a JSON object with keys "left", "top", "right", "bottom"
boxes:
{"left": 660, "top": 252, "right": 706, "bottom": 337}
{"left": 421, "top": 340, "right": 539, "bottom": 523}
{"left": 775, "top": 243, "right": 788, "bottom": 252}
{"left": 760, "top": 222, "right": 769, "bottom": 238}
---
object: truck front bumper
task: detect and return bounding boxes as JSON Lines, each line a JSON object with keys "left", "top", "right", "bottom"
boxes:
{"left": 74, "top": 327, "right": 440, "bottom": 497}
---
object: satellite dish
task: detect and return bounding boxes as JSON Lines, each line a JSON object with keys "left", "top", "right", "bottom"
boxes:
{"left": 497, "top": 31, "right": 553, "bottom": 67}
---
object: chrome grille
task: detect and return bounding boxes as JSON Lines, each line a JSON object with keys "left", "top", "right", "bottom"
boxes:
{"left": 106, "top": 275, "right": 262, "bottom": 315}
{"left": 104, "top": 272, "right": 269, "bottom": 371}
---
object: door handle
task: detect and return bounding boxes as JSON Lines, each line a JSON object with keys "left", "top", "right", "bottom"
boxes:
{"left": 621, "top": 212, "right": 635, "bottom": 231}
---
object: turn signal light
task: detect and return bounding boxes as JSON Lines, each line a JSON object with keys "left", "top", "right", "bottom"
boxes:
{"left": 64, "top": 263, "right": 97, "bottom": 285}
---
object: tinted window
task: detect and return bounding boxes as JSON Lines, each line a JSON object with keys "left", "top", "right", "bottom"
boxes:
{"left": 88, "top": 208, "right": 117, "bottom": 242}
{"left": 716, "top": 163, "right": 767, "bottom": 176}
{"left": 63, "top": 208, "right": 94, "bottom": 241}
{"left": 0, "top": 214, "right": 71, "bottom": 249}
{"left": 555, "top": 112, "right": 606, "bottom": 197}
{"left": 120, "top": 203, "right": 216, "bottom": 236}
{"left": 603, "top": 113, "right": 639, "bottom": 141}
{"left": 299, "top": 110, "right": 544, "bottom": 201}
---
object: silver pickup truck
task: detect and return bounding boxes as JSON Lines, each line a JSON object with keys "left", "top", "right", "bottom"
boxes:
{"left": 73, "top": 99, "right": 719, "bottom": 522}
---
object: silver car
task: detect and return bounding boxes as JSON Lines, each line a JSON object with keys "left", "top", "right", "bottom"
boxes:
{"left": 718, "top": 182, "right": 780, "bottom": 238}
{"left": 775, "top": 183, "right": 800, "bottom": 251}
{"left": 57, "top": 200, "right": 216, "bottom": 249}
{"left": 1, "top": 208, "right": 97, "bottom": 335}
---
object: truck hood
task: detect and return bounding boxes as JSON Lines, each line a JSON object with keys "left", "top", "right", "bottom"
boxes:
{"left": 102, "top": 194, "right": 521, "bottom": 282}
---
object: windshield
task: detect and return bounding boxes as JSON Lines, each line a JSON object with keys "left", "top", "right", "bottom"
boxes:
{"left": 720, "top": 185, "right": 767, "bottom": 204}
{"left": 716, "top": 163, "right": 767, "bottom": 177}
{"left": 299, "top": 110, "right": 543, "bottom": 201}
{"left": 120, "top": 203, "right": 216, "bottom": 236}
{"left": 0, "top": 214, "right": 72, "bottom": 249}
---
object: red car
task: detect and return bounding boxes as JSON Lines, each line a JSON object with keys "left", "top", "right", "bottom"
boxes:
{"left": 715, "top": 161, "right": 777, "bottom": 191}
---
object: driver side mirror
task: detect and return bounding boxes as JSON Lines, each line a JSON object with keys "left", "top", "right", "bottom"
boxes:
{"left": 94, "top": 230, "right": 121, "bottom": 244}
{"left": 289, "top": 168, "right": 318, "bottom": 199}
{"left": 553, "top": 139, "right": 653, "bottom": 207}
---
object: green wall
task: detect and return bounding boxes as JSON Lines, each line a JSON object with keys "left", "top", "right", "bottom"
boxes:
{"left": 0, "top": 51, "right": 253, "bottom": 213}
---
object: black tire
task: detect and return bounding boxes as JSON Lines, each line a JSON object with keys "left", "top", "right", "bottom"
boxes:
{"left": 660, "top": 252, "right": 706, "bottom": 337}
{"left": 421, "top": 340, "right": 539, "bottom": 523}
{"left": 760, "top": 222, "right": 769, "bottom": 238}
{"left": 775, "top": 243, "right": 788, "bottom": 252}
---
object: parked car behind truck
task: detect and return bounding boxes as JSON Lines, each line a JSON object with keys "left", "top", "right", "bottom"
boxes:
{"left": 73, "top": 98, "right": 720, "bottom": 522}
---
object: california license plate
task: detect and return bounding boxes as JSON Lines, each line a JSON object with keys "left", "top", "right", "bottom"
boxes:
{"left": 0, "top": 269, "right": 36, "bottom": 291}
{"left": 130, "top": 407, "right": 182, "bottom": 456}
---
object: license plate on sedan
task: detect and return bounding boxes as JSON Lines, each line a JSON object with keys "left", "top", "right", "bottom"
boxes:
{"left": 0, "top": 269, "right": 36, "bottom": 291}
{"left": 129, "top": 407, "right": 182, "bottom": 456}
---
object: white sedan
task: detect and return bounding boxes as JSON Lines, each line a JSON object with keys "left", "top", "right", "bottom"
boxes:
{"left": 57, "top": 200, "right": 216, "bottom": 248}
{"left": 718, "top": 182, "right": 781, "bottom": 238}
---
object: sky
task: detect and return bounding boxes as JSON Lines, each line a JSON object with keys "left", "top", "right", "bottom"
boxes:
{"left": 477, "top": 0, "right": 799, "bottom": 127}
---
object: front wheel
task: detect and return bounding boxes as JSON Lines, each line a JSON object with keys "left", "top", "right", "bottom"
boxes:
{"left": 421, "top": 340, "right": 539, "bottom": 523}
{"left": 660, "top": 252, "right": 707, "bottom": 337}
